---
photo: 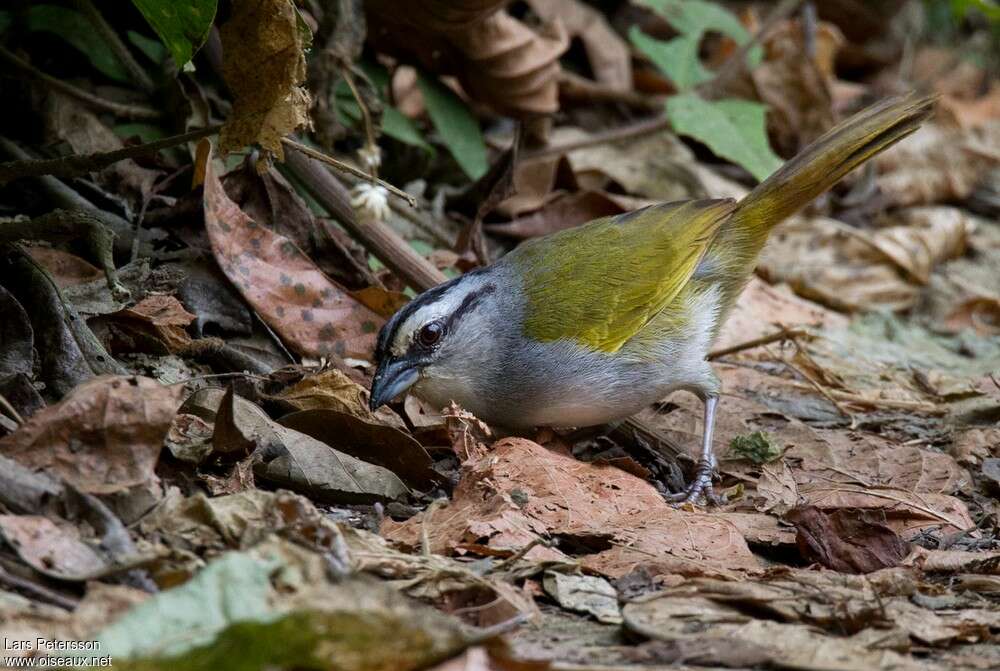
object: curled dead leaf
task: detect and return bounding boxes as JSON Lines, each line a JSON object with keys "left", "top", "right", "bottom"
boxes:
{"left": 218, "top": 0, "right": 311, "bottom": 161}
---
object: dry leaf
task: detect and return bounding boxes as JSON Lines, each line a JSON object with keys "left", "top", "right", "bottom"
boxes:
{"left": 787, "top": 506, "right": 910, "bottom": 573}
{"left": 270, "top": 368, "right": 404, "bottom": 428}
{"left": 367, "top": 2, "right": 568, "bottom": 117}
{"left": 25, "top": 247, "right": 103, "bottom": 288}
{"left": 102, "top": 294, "right": 196, "bottom": 354}
{"left": 526, "top": 0, "right": 631, "bottom": 90}
{"left": 382, "top": 437, "right": 758, "bottom": 579}
{"left": 943, "top": 296, "right": 1000, "bottom": 336}
{"left": 0, "top": 515, "right": 110, "bottom": 581}
{"left": 218, "top": 0, "right": 312, "bottom": 160}
{"left": 0, "top": 376, "right": 183, "bottom": 494}
{"left": 487, "top": 190, "right": 628, "bottom": 240}
{"left": 757, "top": 208, "right": 971, "bottom": 312}
{"left": 750, "top": 18, "right": 844, "bottom": 154}
{"left": 279, "top": 408, "right": 441, "bottom": 490}
{"left": 199, "top": 139, "right": 382, "bottom": 359}
{"left": 876, "top": 121, "right": 1000, "bottom": 208}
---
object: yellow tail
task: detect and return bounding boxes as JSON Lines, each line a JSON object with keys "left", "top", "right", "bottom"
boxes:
{"left": 737, "top": 92, "right": 934, "bottom": 232}
{"left": 713, "top": 92, "right": 935, "bottom": 306}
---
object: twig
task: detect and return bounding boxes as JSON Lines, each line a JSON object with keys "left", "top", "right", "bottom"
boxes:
{"left": 0, "top": 46, "right": 160, "bottom": 120}
{"left": 558, "top": 71, "right": 664, "bottom": 111}
{"left": 778, "top": 350, "right": 853, "bottom": 419}
{"left": 342, "top": 67, "right": 379, "bottom": 178}
{"left": 525, "top": 116, "right": 671, "bottom": 161}
{"left": 0, "top": 125, "right": 221, "bottom": 185}
{"left": 0, "top": 563, "right": 79, "bottom": 611}
{"left": 466, "top": 613, "right": 531, "bottom": 642}
{"left": 0, "top": 392, "right": 24, "bottom": 426}
{"left": 487, "top": 537, "right": 550, "bottom": 574}
{"left": 283, "top": 146, "right": 448, "bottom": 292}
{"left": 280, "top": 137, "right": 416, "bottom": 207}
{"left": 73, "top": 0, "right": 155, "bottom": 93}
{"left": 697, "top": 0, "right": 805, "bottom": 97}
{"left": 708, "top": 326, "right": 811, "bottom": 359}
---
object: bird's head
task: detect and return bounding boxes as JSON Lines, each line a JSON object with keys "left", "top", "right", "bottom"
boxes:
{"left": 369, "top": 269, "right": 502, "bottom": 411}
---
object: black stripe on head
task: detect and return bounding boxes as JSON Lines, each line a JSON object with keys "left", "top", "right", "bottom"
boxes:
{"left": 373, "top": 270, "right": 490, "bottom": 363}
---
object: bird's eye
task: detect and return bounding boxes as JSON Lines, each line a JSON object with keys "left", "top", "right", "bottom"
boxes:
{"left": 417, "top": 321, "right": 443, "bottom": 348}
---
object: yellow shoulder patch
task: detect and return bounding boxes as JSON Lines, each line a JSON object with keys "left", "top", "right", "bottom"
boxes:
{"left": 511, "top": 199, "right": 735, "bottom": 352}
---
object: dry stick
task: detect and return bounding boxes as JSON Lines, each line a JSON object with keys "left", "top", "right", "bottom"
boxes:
{"left": 697, "top": 0, "right": 806, "bottom": 97}
{"left": 0, "top": 46, "right": 160, "bottom": 121}
{"left": 0, "top": 392, "right": 24, "bottom": 425}
{"left": 525, "top": 116, "right": 672, "bottom": 161}
{"left": 279, "top": 137, "right": 416, "bottom": 207}
{"left": 284, "top": 146, "right": 448, "bottom": 292}
{"left": 558, "top": 71, "right": 664, "bottom": 111}
{"left": 0, "top": 125, "right": 221, "bottom": 185}
{"left": 0, "top": 564, "right": 79, "bottom": 611}
{"left": 73, "top": 0, "right": 155, "bottom": 93}
{"left": 708, "top": 326, "right": 811, "bottom": 359}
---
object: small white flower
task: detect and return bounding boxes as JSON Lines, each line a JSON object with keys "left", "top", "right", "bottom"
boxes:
{"left": 358, "top": 145, "right": 382, "bottom": 171}
{"left": 351, "top": 182, "right": 390, "bottom": 222}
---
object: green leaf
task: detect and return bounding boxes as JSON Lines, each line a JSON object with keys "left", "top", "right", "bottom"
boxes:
{"left": 94, "top": 544, "right": 469, "bottom": 670}
{"left": 629, "top": 28, "right": 710, "bottom": 90}
{"left": 130, "top": 0, "right": 217, "bottom": 68}
{"left": 334, "top": 68, "right": 433, "bottom": 153}
{"left": 665, "top": 93, "right": 782, "bottom": 181}
{"left": 730, "top": 430, "right": 783, "bottom": 464}
{"left": 26, "top": 5, "right": 130, "bottom": 82}
{"left": 127, "top": 30, "right": 168, "bottom": 64}
{"left": 0, "top": 11, "right": 12, "bottom": 35}
{"left": 98, "top": 553, "right": 277, "bottom": 661}
{"left": 417, "top": 71, "right": 488, "bottom": 180}
{"left": 633, "top": 0, "right": 762, "bottom": 90}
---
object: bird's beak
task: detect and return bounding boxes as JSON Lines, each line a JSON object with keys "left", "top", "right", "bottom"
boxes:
{"left": 369, "top": 358, "right": 420, "bottom": 410}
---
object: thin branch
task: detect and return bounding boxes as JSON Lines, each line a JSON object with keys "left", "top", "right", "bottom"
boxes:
{"left": 0, "top": 46, "right": 161, "bottom": 120}
{"left": 697, "top": 0, "right": 805, "bottom": 97}
{"left": 73, "top": 0, "right": 155, "bottom": 93}
{"left": 708, "top": 326, "right": 811, "bottom": 359}
{"left": 280, "top": 137, "right": 417, "bottom": 207}
{"left": 526, "top": 116, "right": 672, "bottom": 161}
{"left": 0, "top": 125, "right": 221, "bottom": 185}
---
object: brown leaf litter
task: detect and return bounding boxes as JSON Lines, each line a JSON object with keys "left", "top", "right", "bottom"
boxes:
{"left": 199, "top": 139, "right": 382, "bottom": 359}
{"left": 383, "top": 437, "right": 759, "bottom": 580}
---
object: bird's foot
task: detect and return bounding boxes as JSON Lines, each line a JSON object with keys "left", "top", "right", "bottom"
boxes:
{"left": 666, "top": 459, "right": 723, "bottom": 506}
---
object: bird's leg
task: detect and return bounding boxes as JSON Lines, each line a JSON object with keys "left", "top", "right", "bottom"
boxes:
{"left": 667, "top": 394, "right": 720, "bottom": 505}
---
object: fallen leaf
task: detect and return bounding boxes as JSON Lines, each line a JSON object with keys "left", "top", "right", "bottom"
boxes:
{"left": 542, "top": 571, "right": 621, "bottom": 625}
{"left": 25, "top": 247, "right": 103, "bottom": 288}
{"left": 100, "top": 294, "right": 196, "bottom": 354}
{"left": 486, "top": 190, "right": 629, "bottom": 240}
{"left": 0, "top": 376, "right": 183, "bottom": 494}
{"left": 199, "top": 139, "right": 382, "bottom": 359}
{"left": 279, "top": 408, "right": 440, "bottom": 490}
{"left": 943, "top": 296, "right": 1000, "bottom": 336}
{"left": 164, "top": 413, "right": 214, "bottom": 464}
{"left": 0, "top": 284, "right": 33, "bottom": 380}
{"left": 526, "top": 0, "right": 631, "bottom": 90}
{"left": 97, "top": 542, "right": 469, "bottom": 669}
{"left": 757, "top": 208, "right": 971, "bottom": 313}
{"left": 750, "top": 18, "right": 843, "bottom": 154}
{"left": 0, "top": 515, "right": 110, "bottom": 581}
{"left": 269, "top": 367, "right": 404, "bottom": 428}
{"left": 786, "top": 506, "right": 910, "bottom": 573}
{"left": 875, "top": 121, "right": 1000, "bottom": 208}
{"left": 218, "top": 0, "right": 311, "bottom": 160}
{"left": 383, "top": 437, "right": 758, "bottom": 579}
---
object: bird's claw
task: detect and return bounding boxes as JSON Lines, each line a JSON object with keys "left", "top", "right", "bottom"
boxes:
{"left": 666, "top": 459, "right": 722, "bottom": 506}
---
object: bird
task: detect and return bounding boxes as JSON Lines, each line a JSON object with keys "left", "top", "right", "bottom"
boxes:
{"left": 369, "top": 93, "right": 935, "bottom": 503}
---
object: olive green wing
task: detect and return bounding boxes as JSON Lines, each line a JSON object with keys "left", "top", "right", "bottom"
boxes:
{"left": 511, "top": 199, "right": 735, "bottom": 353}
